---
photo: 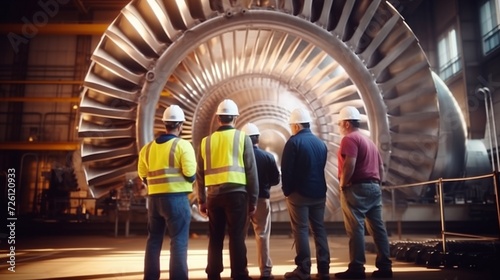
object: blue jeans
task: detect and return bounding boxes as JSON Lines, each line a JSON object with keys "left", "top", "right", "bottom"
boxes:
{"left": 340, "top": 183, "right": 392, "bottom": 272}
{"left": 286, "top": 192, "right": 330, "bottom": 275}
{"left": 206, "top": 192, "right": 249, "bottom": 279}
{"left": 144, "top": 193, "right": 191, "bottom": 280}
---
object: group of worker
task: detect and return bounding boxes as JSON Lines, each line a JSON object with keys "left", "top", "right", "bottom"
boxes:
{"left": 137, "top": 99, "right": 392, "bottom": 280}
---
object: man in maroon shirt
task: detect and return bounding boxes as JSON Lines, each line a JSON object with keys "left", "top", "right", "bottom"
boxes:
{"left": 335, "top": 106, "right": 393, "bottom": 279}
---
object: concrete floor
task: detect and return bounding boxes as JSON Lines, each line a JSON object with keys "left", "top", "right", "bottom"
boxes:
{"left": 0, "top": 233, "right": 497, "bottom": 280}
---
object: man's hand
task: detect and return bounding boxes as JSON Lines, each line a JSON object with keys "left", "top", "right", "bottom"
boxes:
{"left": 248, "top": 204, "right": 256, "bottom": 216}
{"left": 199, "top": 202, "right": 208, "bottom": 217}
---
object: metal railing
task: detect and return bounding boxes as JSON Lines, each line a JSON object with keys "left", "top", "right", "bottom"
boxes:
{"left": 383, "top": 172, "right": 500, "bottom": 254}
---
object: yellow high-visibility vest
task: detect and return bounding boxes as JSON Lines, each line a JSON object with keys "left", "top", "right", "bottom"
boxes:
{"left": 201, "top": 129, "right": 246, "bottom": 186}
{"left": 139, "top": 138, "right": 196, "bottom": 194}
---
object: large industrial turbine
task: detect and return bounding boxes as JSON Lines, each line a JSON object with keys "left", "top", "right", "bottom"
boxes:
{"left": 78, "top": 0, "right": 467, "bottom": 221}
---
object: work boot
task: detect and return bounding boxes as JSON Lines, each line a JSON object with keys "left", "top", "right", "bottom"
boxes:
{"left": 284, "top": 267, "right": 311, "bottom": 280}
{"left": 333, "top": 270, "right": 366, "bottom": 279}
{"left": 371, "top": 269, "right": 393, "bottom": 278}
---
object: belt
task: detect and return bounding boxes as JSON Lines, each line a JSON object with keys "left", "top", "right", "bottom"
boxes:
{"left": 350, "top": 179, "right": 380, "bottom": 185}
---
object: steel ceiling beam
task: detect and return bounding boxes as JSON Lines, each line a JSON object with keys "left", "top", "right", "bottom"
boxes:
{"left": 0, "top": 23, "right": 108, "bottom": 35}
{"left": 1, "top": 142, "right": 80, "bottom": 151}
{"left": 0, "top": 97, "right": 80, "bottom": 103}
{"left": 0, "top": 80, "right": 83, "bottom": 85}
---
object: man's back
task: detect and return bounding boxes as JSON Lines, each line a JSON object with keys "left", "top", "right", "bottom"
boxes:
{"left": 253, "top": 146, "right": 280, "bottom": 198}
{"left": 340, "top": 131, "right": 381, "bottom": 181}
{"left": 281, "top": 128, "right": 327, "bottom": 198}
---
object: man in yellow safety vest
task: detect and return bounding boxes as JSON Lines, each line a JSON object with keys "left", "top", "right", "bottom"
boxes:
{"left": 196, "top": 99, "right": 259, "bottom": 280}
{"left": 138, "top": 105, "right": 196, "bottom": 280}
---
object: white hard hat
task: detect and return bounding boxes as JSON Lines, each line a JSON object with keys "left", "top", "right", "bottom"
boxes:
{"left": 339, "top": 106, "right": 361, "bottom": 121}
{"left": 216, "top": 99, "right": 239, "bottom": 116}
{"left": 242, "top": 123, "right": 260, "bottom": 136}
{"left": 162, "top": 105, "right": 185, "bottom": 122}
{"left": 289, "top": 108, "right": 312, "bottom": 124}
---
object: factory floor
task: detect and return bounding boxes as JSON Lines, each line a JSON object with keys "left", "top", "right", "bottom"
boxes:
{"left": 1, "top": 232, "right": 497, "bottom": 280}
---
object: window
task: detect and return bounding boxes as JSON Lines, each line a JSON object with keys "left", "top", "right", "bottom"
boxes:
{"left": 438, "top": 27, "right": 461, "bottom": 81}
{"left": 480, "top": 0, "right": 500, "bottom": 54}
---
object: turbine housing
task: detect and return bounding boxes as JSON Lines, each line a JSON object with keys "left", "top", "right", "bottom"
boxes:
{"left": 78, "top": 0, "right": 475, "bottom": 221}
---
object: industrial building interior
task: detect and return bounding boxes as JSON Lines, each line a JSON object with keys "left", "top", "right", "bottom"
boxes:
{"left": 0, "top": 0, "right": 500, "bottom": 279}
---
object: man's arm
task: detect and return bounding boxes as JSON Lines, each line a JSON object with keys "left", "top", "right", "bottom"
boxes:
{"left": 195, "top": 142, "right": 209, "bottom": 216}
{"left": 268, "top": 153, "right": 280, "bottom": 186}
{"left": 243, "top": 135, "right": 259, "bottom": 210}
{"left": 195, "top": 145, "right": 206, "bottom": 204}
{"left": 137, "top": 145, "right": 148, "bottom": 185}
{"left": 280, "top": 140, "right": 295, "bottom": 196}
{"left": 339, "top": 155, "right": 356, "bottom": 189}
{"left": 180, "top": 140, "right": 196, "bottom": 183}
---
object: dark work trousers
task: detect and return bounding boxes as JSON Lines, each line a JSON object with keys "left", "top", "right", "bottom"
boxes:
{"left": 206, "top": 192, "right": 250, "bottom": 280}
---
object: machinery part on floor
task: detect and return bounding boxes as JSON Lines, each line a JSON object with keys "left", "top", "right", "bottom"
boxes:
{"left": 78, "top": 0, "right": 481, "bottom": 221}
{"left": 389, "top": 239, "right": 499, "bottom": 271}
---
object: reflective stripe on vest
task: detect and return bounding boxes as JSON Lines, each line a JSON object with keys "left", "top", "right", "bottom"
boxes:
{"left": 145, "top": 138, "right": 190, "bottom": 193}
{"left": 203, "top": 130, "right": 246, "bottom": 186}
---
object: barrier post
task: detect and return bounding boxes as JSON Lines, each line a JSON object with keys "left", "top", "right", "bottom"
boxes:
{"left": 114, "top": 209, "right": 118, "bottom": 237}
{"left": 493, "top": 171, "right": 500, "bottom": 238}
{"left": 437, "top": 179, "right": 447, "bottom": 254}
{"left": 390, "top": 188, "right": 402, "bottom": 239}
